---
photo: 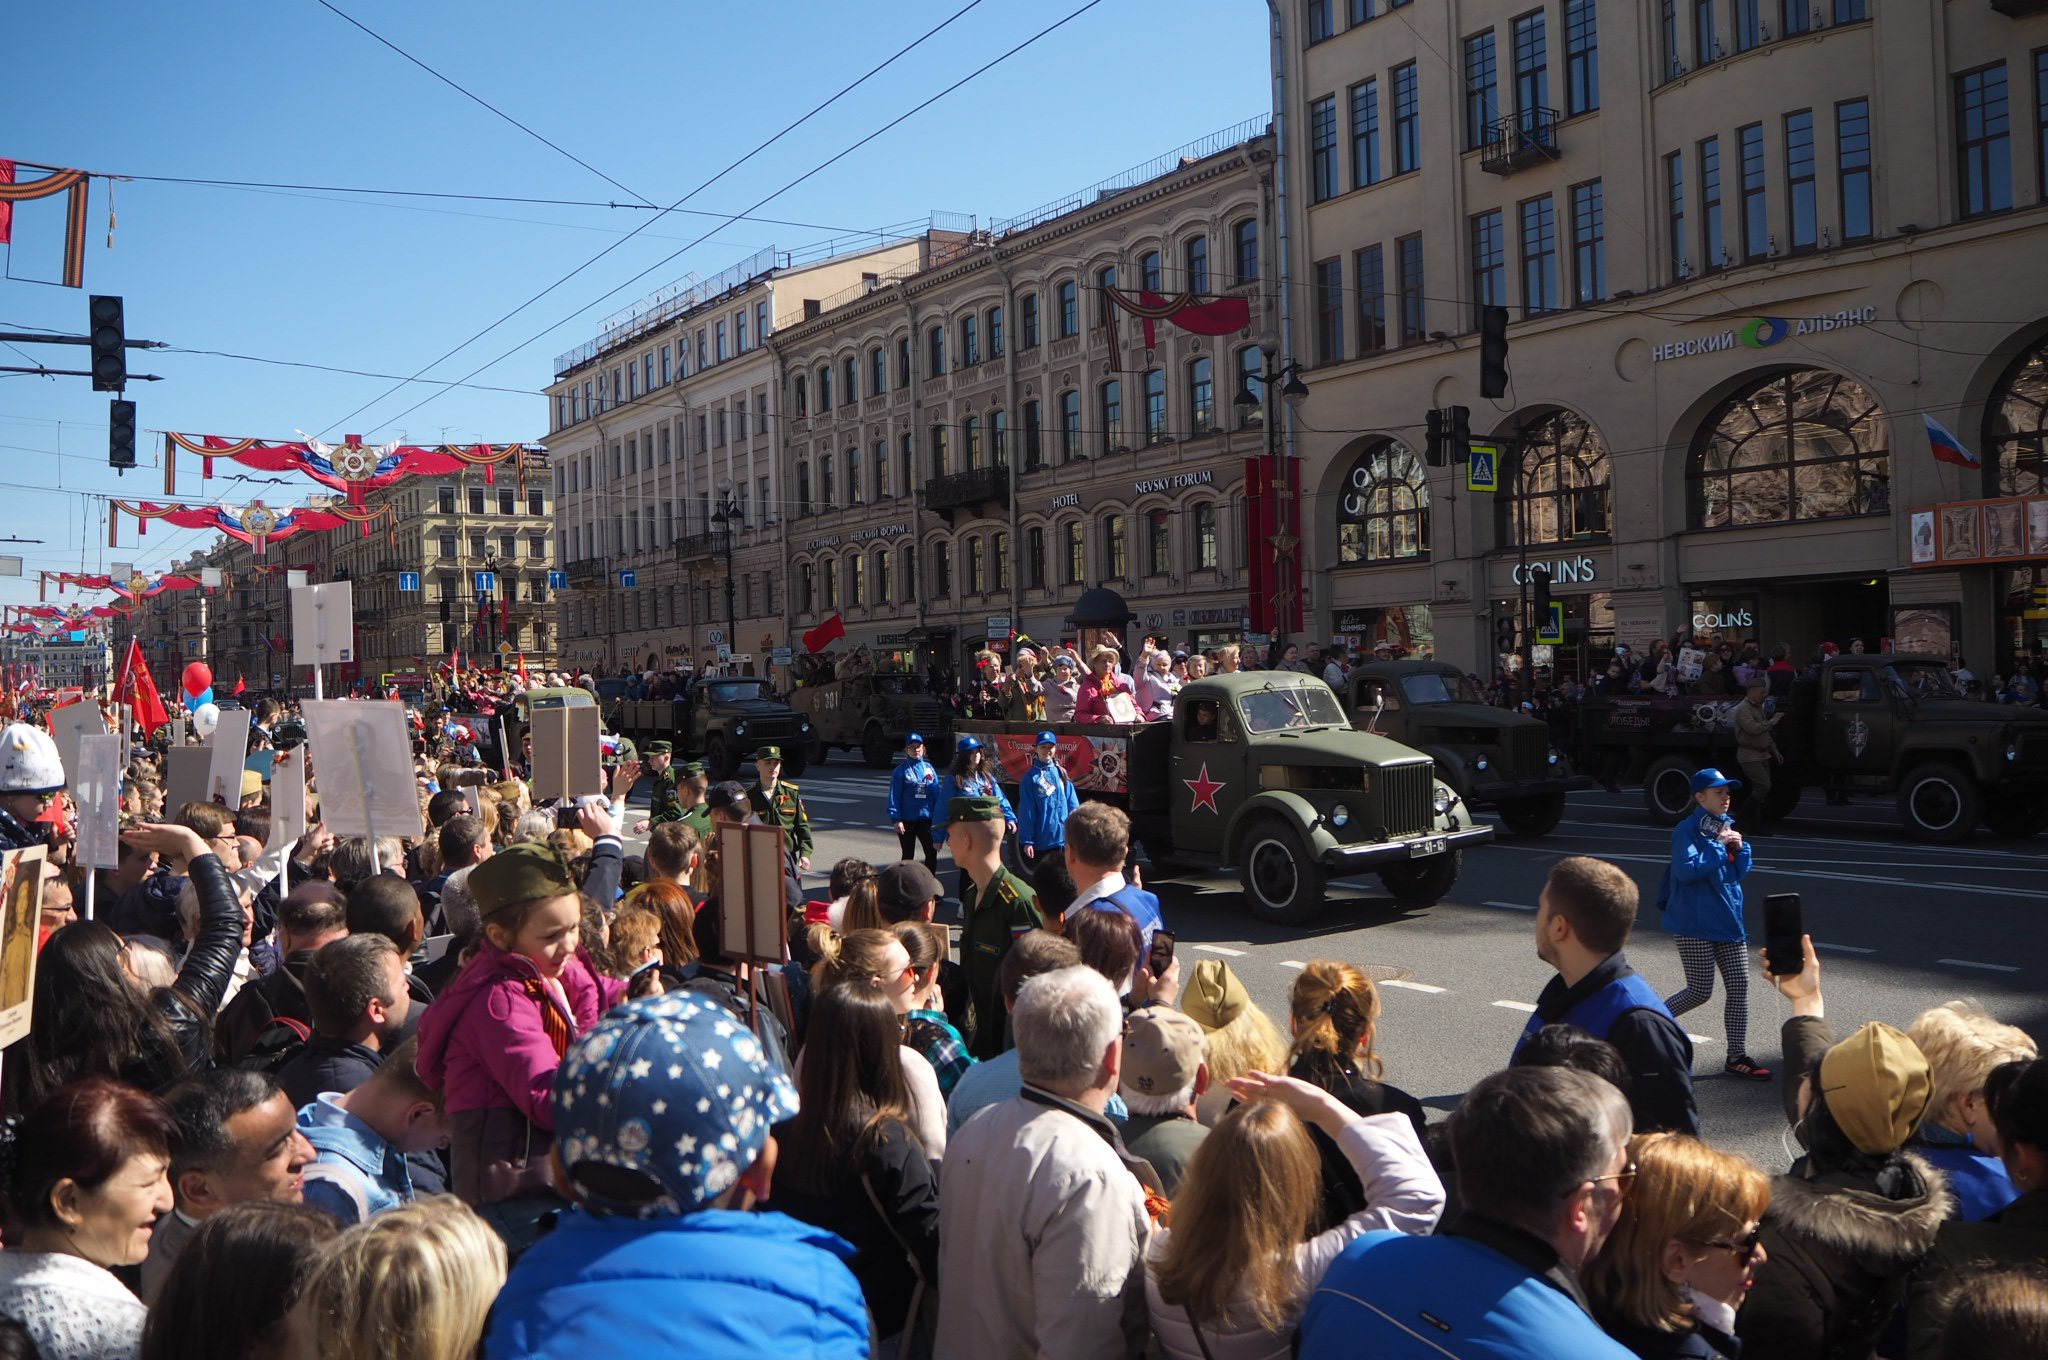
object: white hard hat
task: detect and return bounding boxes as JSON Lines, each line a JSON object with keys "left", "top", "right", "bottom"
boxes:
{"left": 0, "top": 723, "right": 65, "bottom": 795}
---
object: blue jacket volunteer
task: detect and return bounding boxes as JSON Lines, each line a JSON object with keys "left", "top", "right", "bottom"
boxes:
{"left": 932, "top": 736, "right": 1015, "bottom": 848}
{"left": 888, "top": 732, "right": 942, "bottom": 868}
{"left": 1015, "top": 730, "right": 1080, "bottom": 859}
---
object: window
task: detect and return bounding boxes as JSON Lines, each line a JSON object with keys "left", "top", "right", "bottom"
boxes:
{"left": 1232, "top": 218, "right": 1259, "bottom": 284}
{"left": 1185, "top": 236, "right": 1209, "bottom": 293}
{"left": 823, "top": 559, "right": 838, "bottom": 610}
{"left": 870, "top": 346, "right": 886, "bottom": 397}
{"left": 796, "top": 463, "right": 814, "bottom": 516}
{"left": 1057, "top": 280, "right": 1079, "bottom": 337}
{"left": 1143, "top": 370, "right": 1168, "bottom": 445}
{"left": 715, "top": 320, "right": 727, "bottom": 362}
{"left": 876, "top": 550, "right": 892, "bottom": 604}
{"left": 1337, "top": 441, "right": 1430, "bottom": 563}
{"left": 798, "top": 564, "right": 814, "bottom": 614}
{"left": 818, "top": 367, "right": 832, "bottom": 414}
{"left": 528, "top": 489, "right": 545, "bottom": 515}
{"left": 1570, "top": 181, "right": 1605, "bottom": 304}
{"left": 1027, "top": 526, "right": 1047, "bottom": 588}
{"left": 848, "top": 446, "right": 863, "bottom": 504}
{"left": 1192, "top": 502, "right": 1219, "bottom": 570}
{"left": 966, "top": 537, "right": 984, "bottom": 595}
{"left": 1307, "top": 0, "right": 1333, "bottom": 44}
{"left": 1837, "top": 99, "right": 1872, "bottom": 242}
{"left": 1471, "top": 210, "right": 1506, "bottom": 325}
{"left": 1498, "top": 410, "right": 1612, "bottom": 546}
{"left": 660, "top": 344, "right": 671, "bottom": 385}
{"left": 844, "top": 355, "right": 857, "bottom": 402}
{"left": 757, "top": 300, "right": 770, "bottom": 343}
{"left": 1391, "top": 63, "right": 1420, "bottom": 174}
{"left": 1314, "top": 257, "right": 1345, "bottom": 363}
{"left": 1700, "top": 137, "right": 1725, "bottom": 270}
{"left": 820, "top": 453, "right": 835, "bottom": 509}
{"left": 1096, "top": 266, "right": 1117, "bottom": 312}
{"left": 627, "top": 362, "right": 638, "bottom": 400}
{"left": 1985, "top": 335, "right": 2048, "bottom": 497}
{"left": 896, "top": 336, "right": 911, "bottom": 388}
{"left": 1783, "top": 0, "right": 1810, "bottom": 36}
{"left": 1101, "top": 380, "right": 1124, "bottom": 453}
{"left": 1146, "top": 510, "right": 1171, "bottom": 575}
{"left": 1785, "top": 111, "right": 1817, "bottom": 252}
{"left": 993, "top": 531, "right": 1010, "bottom": 591}
{"left": 1512, "top": 11, "right": 1548, "bottom": 116}
{"left": 1734, "top": 0, "right": 1762, "bottom": 52}
{"left": 1519, "top": 196, "right": 1557, "bottom": 317}
{"left": 1352, "top": 79, "right": 1383, "bottom": 185}
{"left": 928, "top": 325, "right": 946, "bottom": 377}
{"left": 793, "top": 374, "right": 808, "bottom": 417}
{"left": 1064, "top": 521, "right": 1086, "bottom": 583}
{"left": 1060, "top": 390, "right": 1081, "bottom": 461}
{"left": 1564, "top": 0, "right": 1597, "bottom": 115}
{"left": 1690, "top": 370, "right": 1892, "bottom": 528}
{"left": 2038, "top": 54, "right": 2047, "bottom": 204}
{"left": 963, "top": 414, "right": 982, "bottom": 469}
{"left": 1354, "top": 246, "right": 1387, "bottom": 354}
{"left": 499, "top": 487, "right": 516, "bottom": 515}
{"left": 1956, "top": 64, "right": 2012, "bottom": 219}
{"left": 989, "top": 305, "right": 1004, "bottom": 356}
{"left": 1023, "top": 400, "right": 1044, "bottom": 470}
{"left": 1834, "top": 0, "right": 1865, "bottom": 19}
{"left": 1103, "top": 515, "right": 1128, "bottom": 579}
{"left": 1349, "top": 0, "right": 1378, "bottom": 23}
{"left": 470, "top": 485, "right": 487, "bottom": 514}
{"left": 933, "top": 542, "right": 952, "bottom": 597}
{"left": 1739, "top": 124, "right": 1767, "bottom": 260}
{"left": 736, "top": 308, "right": 749, "bottom": 352}
{"left": 1021, "top": 292, "right": 1040, "bottom": 347}
{"left": 1462, "top": 34, "right": 1496, "bottom": 152}
{"left": 930, "top": 425, "right": 950, "bottom": 477}
{"left": 1662, "top": 0, "right": 1682, "bottom": 80}
{"left": 902, "top": 543, "right": 917, "bottom": 599}
{"left": 848, "top": 553, "right": 865, "bottom": 607}
{"left": 1141, "top": 250, "right": 1163, "bottom": 292}
{"left": 1694, "top": 0, "right": 1716, "bottom": 66}
{"left": 960, "top": 314, "right": 980, "bottom": 367}
{"left": 873, "top": 440, "right": 888, "bottom": 498}
{"left": 1397, "top": 235, "right": 1425, "bottom": 344}
{"left": 439, "top": 530, "right": 457, "bottom": 558}
{"left": 1188, "top": 357, "right": 1214, "bottom": 431}
{"left": 900, "top": 433, "right": 915, "bottom": 491}
{"left": 438, "top": 485, "right": 456, "bottom": 514}
{"left": 1310, "top": 96, "right": 1339, "bottom": 201}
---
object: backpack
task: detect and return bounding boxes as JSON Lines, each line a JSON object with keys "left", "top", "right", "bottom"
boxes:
{"left": 238, "top": 1015, "right": 312, "bottom": 1075}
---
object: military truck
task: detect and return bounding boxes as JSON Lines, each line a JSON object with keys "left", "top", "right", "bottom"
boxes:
{"left": 1341, "top": 660, "right": 1591, "bottom": 837}
{"left": 1580, "top": 653, "right": 2048, "bottom": 842}
{"left": 611, "top": 675, "right": 813, "bottom": 781}
{"left": 956, "top": 670, "right": 1492, "bottom": 923}
{"left": 792, "top": 667, "right": 953, "bottom": 769}
{"left": 503, "top": 685, "right": 638, "bottom": 770}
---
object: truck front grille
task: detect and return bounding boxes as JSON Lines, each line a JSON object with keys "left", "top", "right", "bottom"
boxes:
{"left": 1510, "top": 726, "right": 1548, "bottom": 778}
{"left": 1374, "top": 761, "right": 1435, "bottom": 838}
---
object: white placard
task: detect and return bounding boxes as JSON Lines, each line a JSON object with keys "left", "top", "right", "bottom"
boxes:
{"left": 73, "top": 734, "right": 123, "bottom": 871}
{"left": 206, "top": 708, "right": 253, "bottom": 807}
{"left": 291, "top": 580, "right": 356, "bottom": 665}
{"left": 164, "top": 747, "right": 214, "bottom": 814}
{"left": 47, "top": 701, "right": 107, "bottom": 791}
{"left": 300, "top": 700, "right": 424, "bottom": 841}
{"left": 270, "top": 746, "right": 308, "bottom": 847}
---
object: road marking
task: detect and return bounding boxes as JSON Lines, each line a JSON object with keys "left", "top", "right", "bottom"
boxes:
{"left": 1687, "top": 1033, "right": 1719, "bottom": 1044}
{"left": 1491, "top": 1000, "right": 1538, "bottom": 1013}
{"left": 1278, "top": 960, "right": 1307, "bottom": 970}
{"left": 1939, "top": 958, "right": 2021, "bottom": 973}
{"left": 1191, "top": 944, "right": 1247, "bottom": 957}
{"left": 1383, "top": 979, "right": 1446, "bottom": 994}
{"left": 1486, "top": 845, "right": 2048, "bottom": 899}
{"left": 1552, "top": 817, "right": 2048, "bottom": 863}
{"left": 1814, "top": 942, "right": 1876, "bottom": 954}
{"left": 1483, "top": 900, "right": 1536, "bottom": 912}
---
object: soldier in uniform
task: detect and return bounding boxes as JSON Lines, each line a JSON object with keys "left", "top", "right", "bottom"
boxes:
{"left": 675, "top": 761, "right": 714, "bottom": 843}
{"left": 747, "top": 746, "right": 813, "bottom": 873}
{"left": 644, "top": 740, "right": 682, "bottom": 822}
{"left": 949, "top": 793, "right": 1043, "bottom": 1059}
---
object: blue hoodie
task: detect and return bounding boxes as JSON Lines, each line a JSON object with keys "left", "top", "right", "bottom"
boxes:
{"left": 1659, "top": 804, "right": 1752, "bottom": 943}
{"left": 1015, "top": 758, "right": 1079, "bottom": 854}
{"left": 887, "top": 757, "right": 939, "bottom": 823}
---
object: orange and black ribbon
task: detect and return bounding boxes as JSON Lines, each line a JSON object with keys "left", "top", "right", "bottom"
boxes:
{"left": 0, "top": 161, "right": 90, "bottom": 288}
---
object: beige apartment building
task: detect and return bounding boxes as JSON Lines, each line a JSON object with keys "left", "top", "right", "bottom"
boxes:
{"left": 773, "top": 121, "right": 1276, "bottom": 678}
{"left": 1277, "top": 0, "right": 2048, "bottom": 678}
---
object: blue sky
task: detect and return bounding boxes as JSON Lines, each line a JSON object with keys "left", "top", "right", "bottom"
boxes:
{"left": 0, "top": 0, "right": 1270, "bottom": 609}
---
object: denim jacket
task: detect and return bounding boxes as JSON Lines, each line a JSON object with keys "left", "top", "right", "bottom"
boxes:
{"left": 298, "top": 1094, "right": 413, "bottom": 1224}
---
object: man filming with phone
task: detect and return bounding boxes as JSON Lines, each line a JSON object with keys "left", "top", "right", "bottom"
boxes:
{"left": 1658, "top": 768, "right": 1772, "bottom": 1083}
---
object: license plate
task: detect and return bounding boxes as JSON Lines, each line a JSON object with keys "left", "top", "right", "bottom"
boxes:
{"left": 1408, "top": 836, "right": 1447, "bottom": 858}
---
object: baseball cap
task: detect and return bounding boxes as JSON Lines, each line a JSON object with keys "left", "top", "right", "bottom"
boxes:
{"left": 957, "top": 736, "right": 982, "bottom": 752}
{"left": 1120, "top": 1006, "right": 1205, "bottom": 1100}
{"left": 705, "top": 781, "right": 750, "bottom": 815}
{"left": 1818, "top": 1021, "right": 1933, "bottom": 1156}
{"left": 905, "top": 731, "right": 925, "bottom": 746}
{"left": 1035, "top": 730, "right": 1058, "bottom": 746}
{"left": 875, "top": 861, "right": 943, "bottom": 918}
{"left": 1689, "top": 768, "right": 1741, "bottom": 794}
{"left": 1181, "top": 959, "right": 1251, "bottom": 1031}
{"left": 553, "top": 992, "right": 798, "bottom": 1218}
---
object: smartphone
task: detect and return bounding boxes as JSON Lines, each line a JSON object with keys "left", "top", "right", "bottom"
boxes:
{"left": 1147, "top": 929, "right": 1176, "bottom": 977}
{"left": 557, "top": 803, "right": 583, "bottom": 830}
{"left": 1763, "top": 893, "right": 1804, "bottom": 976}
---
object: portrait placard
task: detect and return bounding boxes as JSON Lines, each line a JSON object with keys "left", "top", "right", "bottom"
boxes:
{"left": 717, "top": 821, "right": 789, "bottom": 968}
{"left": 164, "top": 746, "right": 214, "bottom": 814}
{"left": 0, "top": 846, "right": 48, "bottom": 1048}
{"left": 301, "top": 700, "right": 424, "bottom": 841}
{"left": 206, "top": 708, "right": 253, "bottom": 807}
{"left": 73, "top": 735, "right": 123, "bottom": 872}
{"left": 528, "top": 705, "right": 602, "bottom": 802}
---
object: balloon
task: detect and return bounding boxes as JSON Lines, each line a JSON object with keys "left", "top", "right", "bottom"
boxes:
{"left": 192, "top": 703, "right": 221, "bottom": 739}
{"left": 182, "top": 662, "right": 213, "bottom": 697}
{"left": 183, "top": 686, "right": 214, "bottom": 713}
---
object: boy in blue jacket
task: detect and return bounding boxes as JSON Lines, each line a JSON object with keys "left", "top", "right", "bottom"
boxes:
{"left": 1658, "top": 767, "right": 1770, "bottom": 1081}
{"left": 887, "top": 731, "right": 940, "bottom": 868}
{"left": 1015, "top": 730, "right": 1079, "bottom": 863}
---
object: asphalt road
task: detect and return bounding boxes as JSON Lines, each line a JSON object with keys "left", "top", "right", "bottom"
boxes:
{"left": 628, "top": 762, "right": 2048, "bottom": 1172}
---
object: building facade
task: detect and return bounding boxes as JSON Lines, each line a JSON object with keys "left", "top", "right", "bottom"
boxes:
{"left": 1, "top": 632, "right": 111, "bottom": 690}
{"left": 1277, "top": 0, "right": 2048, "bottom": 678}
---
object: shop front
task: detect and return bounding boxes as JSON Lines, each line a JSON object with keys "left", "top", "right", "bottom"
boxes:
{"left": 1483, "top": 548, "right": 1615, "bottom": 682}
{"left": 1680, "top": 577, "right": 1890, "bottom": 656}
{"left": 1909, "top": 493, "right": 2048, "bottom": 674}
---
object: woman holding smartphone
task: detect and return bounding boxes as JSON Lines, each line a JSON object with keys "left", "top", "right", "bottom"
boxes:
{"left": 1659, "top": 769, "right": 1770, "bottom": 1082}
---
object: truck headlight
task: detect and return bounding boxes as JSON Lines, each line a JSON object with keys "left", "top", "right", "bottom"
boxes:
{"left": 801, "top": 718, "right": 814, "bottom": 733}
{"left": 734, "top": 722, "right": 748, "bottom": 738}
{"left": 1547, "top": 746, "right": 1560, "bottom": 766}
{"left": 1432, "top": 786, "right": 1453, "bottom": 815}
{"left": 1474, "top": 756, "right": 1489, "bottom": 772}
{"left": 2006, "top": 742, "right": 2020, "bottom": 762}
{"left": 1330, "top": 803, "right": 1350, "bottom": 829}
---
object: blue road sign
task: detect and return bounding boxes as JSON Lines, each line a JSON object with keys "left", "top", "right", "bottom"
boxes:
{"left": 547, "top": 570, "right": 567, "bottom": 590}
{"left": 619, "top": 569, "right": 637, "bottom": 588}
{"left": 473, "top": 572, "right": 497, "bottom": 592}
{"left": 1466, "top": 443, "right": 1500, "bottom": 493}
{"left": 398, "top": 572, "right": 421, "bottom": 592}
{"left": 1535, "top": 600, "right": 1566, "bottom": 644}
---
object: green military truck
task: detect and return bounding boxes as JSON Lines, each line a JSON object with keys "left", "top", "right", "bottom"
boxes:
{"left": 503, "top": 685, "right": 638, "bottom": 769}
{"left": 791, "top": 667, "right": 953, "bottom": 769}
{"left": 1341, "top": 660, "right": 1592, "bottom": 837}
{"left": 611, "top": 675, "right": 814, "bottom": 781}
{"left": 956, "top": 670, "right": 1492, "bottom": 923}
{"left": 1580, "top": 653, "right": 2048, "bottom": 842}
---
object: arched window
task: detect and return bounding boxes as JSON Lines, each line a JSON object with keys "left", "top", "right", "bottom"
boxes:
{"left": 1141, "top": 250, "right": 1163, "bottom": 291}
{"left": 1143, "top": 369, "right": 1167, "bottom": 444}
{"left": 1337, "top": 440, "right": 1430, "bottom": 564}
{"left": 1185, "top": 234, "right": 1209, "bottom": 293}
{"left": 1985, "top": 335, "right": 2048, "bottom": 497}
{"left": 817, "top": 366, "right": 832, "bottom": 413}
{"left": 1689, "top": 370, "right": 1890, "bottom": 529}
{"left": 1188, "top": 357, "right": 1214, "bottom": 430}
{"left": 793, "top": 373, "right": 807, "bottom": 417}
{"left": 1498, "top": 410, "right": 1612, "bottom": 546}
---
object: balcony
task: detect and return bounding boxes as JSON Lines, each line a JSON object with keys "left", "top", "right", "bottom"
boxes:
{"left": 674, "top": 531, "right": 732, "bottom": 562}
{"left": 923, "top": 465, "right": 1010, "bottom": 521}
{"left": 1480, "top": 108, "right": 1561, "bottom": 175}
{"left": 565, "top": 557, "right": 605, "bottom": 583}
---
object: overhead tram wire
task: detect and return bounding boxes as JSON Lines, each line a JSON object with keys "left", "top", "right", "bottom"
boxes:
{"left": 315, "top": 0, "right": 992, "bottom": 440}
{"left": 356, "top": 0, "right": 1114, "bottom": 441}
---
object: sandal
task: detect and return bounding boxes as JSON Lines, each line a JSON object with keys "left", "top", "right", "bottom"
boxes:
{"left": 1725, "top": 1055, "right": 1773, "bottom": 1081}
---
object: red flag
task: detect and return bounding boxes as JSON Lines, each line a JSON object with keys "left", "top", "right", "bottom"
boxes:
{"left": 115, "top": 637, "right": 169, "bottom": 737}
{"left": 802, "top": 612, "right": 847, "bottom": 653}
{"left": 231, "top": 676, "right": 246, "bottom": 696}
{"left": 0, "top": 159, "right": 13, "bottom": 245}
{"left": 516, "top": 653, "right": 531, "bottom": 686}
{"left": 499, "top": 595, "right": 511, "bottom": 635}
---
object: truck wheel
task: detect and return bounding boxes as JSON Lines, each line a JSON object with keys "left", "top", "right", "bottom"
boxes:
{"left": 1496, "top": 794, "right": 1566, "bottom": 837}
{"left": 1238, "top": 817, "right": 1326, "bottom": 924}
{"left": 781, "top": 744, "right": 809, "bottom": 779}
{"left": 862, "top": 727, "right": 894, "bottom": 769}
{"left": 1642, "top": 757, "right": 1697, "bottom": 825}
{"left": 809, "top": 737, "right": 831, "bottom": 767}
{"left": 1983, "top": 801, "right": 2048, "bottom": 839}
{"left": 1379, "top": 850, "right": 1462, "bottom": 907}
{"left": 706, "top": 736, "right": 737, "bottom": 782}
{"left": 1896, "top": 762, "right": 1982, "bottom": 843}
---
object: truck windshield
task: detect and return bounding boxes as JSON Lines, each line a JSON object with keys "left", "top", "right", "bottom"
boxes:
{"left": 705, "top": 681, "right": 772, "bottom": 704}
{"left": 1399, "top": 672, "right": 1486, "bottom": 705}
{"left": 1888, "top": 662, "right": 1961, "bottom": 700}
{"left": 1238, "top": 684, "right": 1351, "bottom": 733}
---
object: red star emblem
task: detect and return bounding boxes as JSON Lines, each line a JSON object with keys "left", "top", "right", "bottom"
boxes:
{"left": 1183, "top": 763, "right": 1225, "bottom": 813}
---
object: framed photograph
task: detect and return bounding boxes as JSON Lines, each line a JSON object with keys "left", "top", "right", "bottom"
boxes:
{"left": 0, "top": 846, "right": 47, "bottom": 1048}
{"left": 2029, "top": 499, "right": 2048, "bottom": 557}
{"left": 1891, "top": 604, "right": 1959, "bottom": 661}
{"left": 717, "top": 822, "right": 788, "bottom": 968}
{"left": 1910, "top": 510, "right": 1937, "bottom": 565}
{"left": 1985, "top": 501, "right": 2024, "bottom": 558}
{"left": 1939, "top": 505, "right": 1981, "bottom": 563}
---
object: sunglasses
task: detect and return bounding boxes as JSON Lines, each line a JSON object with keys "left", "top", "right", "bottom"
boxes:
{"left": 1581, "top": 1161, "right": 1638, "bottom": 1197}
{"left": 1693, "top": 1224, "right": 1765, "bottom": 1261}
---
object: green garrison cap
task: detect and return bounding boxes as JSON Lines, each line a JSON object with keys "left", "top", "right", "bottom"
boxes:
{"left": 949, "top": 793, "right": 1003, "bottom": 823}
{"left": 679, "top": 760, "right": 708, "bottom": 777}
{"left": 470, "top": 841, "right": 579, "bottom": 920}
{"left": 645, "top": 740, "right": 674, "bottom": 755}
{"left": 755, "top": 745, "right": 783, "bottom": 761}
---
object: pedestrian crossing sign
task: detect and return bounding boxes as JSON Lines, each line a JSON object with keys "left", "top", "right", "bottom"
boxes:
{"left": 1467, "top": 442, "right": 1500, "bottom": 492}
{"left": 1535, "top": 600, "right": 1565, "bottom": 644}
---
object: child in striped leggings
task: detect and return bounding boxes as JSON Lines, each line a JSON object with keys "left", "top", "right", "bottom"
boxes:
{"left": 1658, "top": 768, "right": 1772, "bottom": 1080}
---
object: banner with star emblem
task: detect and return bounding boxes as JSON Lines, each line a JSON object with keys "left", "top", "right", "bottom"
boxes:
{"left": 162, "top": 431, "right": 537, "bottom": 505}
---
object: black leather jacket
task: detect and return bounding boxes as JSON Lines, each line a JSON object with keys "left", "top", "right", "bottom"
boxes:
{"left": 143, "top": 851, "right": 246, "bottom": 1091}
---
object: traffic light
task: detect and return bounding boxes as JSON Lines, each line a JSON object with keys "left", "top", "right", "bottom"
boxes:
{"left": 1448, "top": 405, "right": 1472, "bottom": 462}
{"left": 108, "top": 399, "right": 136, "bottom": 470}
{"left": 1479, "top": 305, "right": 1510, "bottom": 399}
{"left": 1424, "top": 408, "right": 1446, "bottom": 466}
{"left": 1529, "top": 564, "right": 1554, "bottom": 622}
{"left": 89, "top": 295, "right": 126, "bottom": 392}
{"left": 1494, "top": 614, "right": 1518, "bottom": 655}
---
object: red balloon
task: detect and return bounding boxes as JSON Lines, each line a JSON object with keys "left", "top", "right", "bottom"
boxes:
{"left": 182, "top": 661, "right": 213, "bottom": 696}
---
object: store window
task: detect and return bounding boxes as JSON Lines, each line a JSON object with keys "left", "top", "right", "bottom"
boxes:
{"left": 1983, "top": 333, "right": 2048, "bottom": 497}
{"left": 1498, "top": 409, "right": 1612, "bottom": 547}
{"left": 1689, "top": 369, "right": 1891, "bottom": 529}
{"left": 1336, "top": 439, "right": 1430, "bottom": 564}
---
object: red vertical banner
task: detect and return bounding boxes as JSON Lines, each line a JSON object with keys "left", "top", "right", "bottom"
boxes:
{"left": 1244, "top": 456, "right": 1273, "bottom": 635}
{"left": 1279, "top": 454, "right": 1305, "bottom": 635}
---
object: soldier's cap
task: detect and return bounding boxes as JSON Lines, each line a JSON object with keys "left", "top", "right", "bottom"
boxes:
{"left": 1034, "top": 730, "right": 1059, "bottom": 746}
{"left": 645, "top": 740, "right": 674, "bottom": 755}
{"left": 678, "top": 760, "right": 708, "bottom": 777}
{"left": 471, "top": 841, "right": 579, "bottom": 920}
{"left": 1181, "top": 959, "right": 1252, "bottom": 1031}
{"left": 875, "top": 861, "right": 943, "bottom": 916}
{"left": 949, "top": 793, "right": 1004, "bottom": 823}
{"left": 905, "top": 731, "right": 925, "bottom": 746}
{"left": 755, "top": 745, "right": 782, "bottom": 762}
{"left": 240, "top": 770, "right": 264, "bottom": 798}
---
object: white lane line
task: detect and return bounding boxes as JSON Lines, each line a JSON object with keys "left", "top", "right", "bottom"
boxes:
{"left": 1551, "top": 817, "right": 2048, "bottom": 863}
{"left": 1491, "top": 1000, "right": 1538, "bottom": 1013}
{"left": 1687, "top": 1033, "right": 1719, "bottom": 1045}
{"left": 1483, "top": 900, "right": 1536, "bottom": 912}
{"left": 1814, "top": 942, "right": 1877, "bottom": 954}
{"left": 1278, "top": 959, "right": 1307, "bottom": 970}
{"left": 1383, "top": 979, "right": 1447, "bottom": 994}
{"left": 1939, "top": 958, "right": 2022, "bottom": 973}
{"left": 1487, "top": 845, "right": 2047, "bottom": 898}
{"left": 1192, "top": 944, "right": 1247, "bottom": 957}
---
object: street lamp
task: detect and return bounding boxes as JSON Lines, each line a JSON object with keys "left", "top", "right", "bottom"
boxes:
{"left": 709, "top": 485, "right": 741, "bottom": 672}
{"left": 1234, "top": 351, "right": 1310, "bottom": 659}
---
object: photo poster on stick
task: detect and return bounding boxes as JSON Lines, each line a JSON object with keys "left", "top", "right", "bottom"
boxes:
{"left": 0, "top": 845, "right": 47, "bottom": 1049}
{"left": 717, "top": 822, "right": 789, "bottom": 972}
{"left": 73, "top": 734, "right": 123, "bottom": 873}
{"left": 164, "top": 746, "right": 214, "bottom": 815}
{"left": 270, "top": 746, "right": 308, "bottom": 848}
{"left": 527, "top": 705, "right": 602, "bottom": 803}
{"left": 48, "top": 701, "right": 106, "bottom": 794}
{"left": 291, "top": 580, "right": 356, "bottom": 666}
{"left": 299, "top": 700, "right": 424, "bottom": 842}
{"left": 206, "top": 708, "right": 253, "bottom": 807}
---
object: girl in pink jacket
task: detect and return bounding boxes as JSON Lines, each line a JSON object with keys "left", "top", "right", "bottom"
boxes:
{"left": 417, "top": 843, "right": 625, "bottom": 1246}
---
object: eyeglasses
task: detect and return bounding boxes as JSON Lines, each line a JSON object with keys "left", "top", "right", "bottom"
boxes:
{"left": 1582, "top": 1161, "right": 1638, "bottom": 1196}
{"left": 1692, "top": 1225, "right": 1764, "bottom": 1261}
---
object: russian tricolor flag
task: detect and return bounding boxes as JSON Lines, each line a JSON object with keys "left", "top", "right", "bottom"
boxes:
{"left": 1923, "top": 414, "right": 1981, "bottom": 469}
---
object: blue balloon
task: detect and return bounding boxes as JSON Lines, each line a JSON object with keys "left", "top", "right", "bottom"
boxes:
{"left": 183, "top": 686, "right": 214, "bottom": 713}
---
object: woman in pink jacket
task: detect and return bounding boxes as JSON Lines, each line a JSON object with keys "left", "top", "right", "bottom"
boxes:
{"left": 417, "top": 842, "right": 625, "bottom": 1252}
{"left": 1075, "top": 646, "right": 1137, "bottom": 724}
